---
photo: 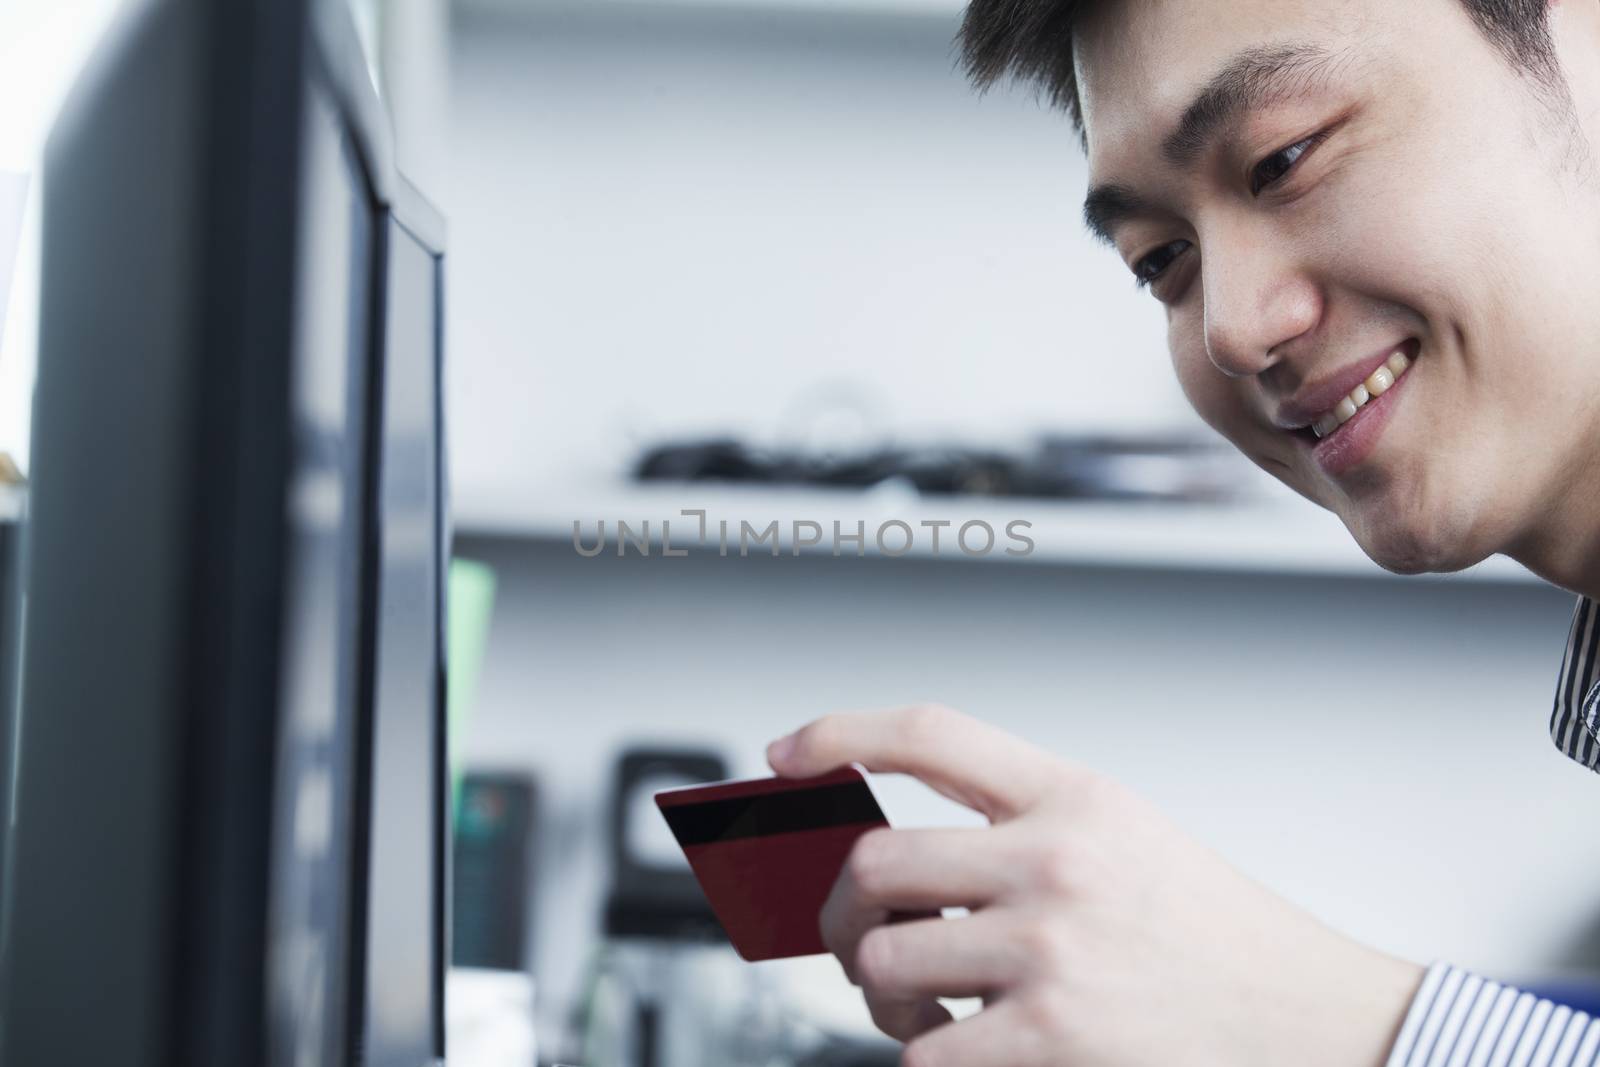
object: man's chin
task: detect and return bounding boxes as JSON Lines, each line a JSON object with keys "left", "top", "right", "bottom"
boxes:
{"left": 1266, "top": 454, "right": 1494, "bottom": 574}
{"left": 1346, "top": 510, "right": 1489, "bottom": 576}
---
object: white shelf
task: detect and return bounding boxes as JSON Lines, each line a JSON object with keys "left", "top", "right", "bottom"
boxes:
{"left": 453, "top": 481, "right": 1542, "bottom": 583}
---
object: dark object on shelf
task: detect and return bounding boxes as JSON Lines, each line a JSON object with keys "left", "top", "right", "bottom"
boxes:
{"left": 452, "top": 773, "right": 536, "bottom": 971}
{"left": 634, "top": 432, "right": 1246, "bottom": 502}
{"left": 604, "top": 747, "right": 729, "bottom": 943}
{"left": 634, "top": 438, "right": 1020, "bottom": 496}
{"left": 1033, "top": 433, "right": 1245, "bottom": 502}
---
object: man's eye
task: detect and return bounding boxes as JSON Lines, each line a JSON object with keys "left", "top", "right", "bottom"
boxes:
{"left": 1132, "top": 240, "right": 1191, "bottom": 288}
{"left": 1250, "top": 133, "right": 1325, "bottom": 195}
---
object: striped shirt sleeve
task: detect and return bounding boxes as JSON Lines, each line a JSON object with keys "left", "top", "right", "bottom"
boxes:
{"left": 1550, "top": 595, "right": 1600, "bottom": 774}
{"left": 1385, "top": 963, "right": 1599, "bottom": 1067}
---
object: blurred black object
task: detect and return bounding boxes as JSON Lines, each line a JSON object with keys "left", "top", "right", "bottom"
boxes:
{"left": 634, "top": 433, "right": 1246, "bottom": 502}
{"left": 0, "top": 511, "right": 20, "bottom": 886}
{"left": 575, "top": 748, "right": 733, "bottom": 1067}
{"left": 605, "top": 747, "right": 728, "bottom": 943}
{"left": 0, "top": 514, "right": 17, "bottom": 694}
{"left": 583, "top": 748, "right": 911, "bottom": 1067}
{"left": 794, "top": 1036, "right": 903, "bottom": 1066}
{"left": 452, "top": 773, "right": 536, "bottom": 970}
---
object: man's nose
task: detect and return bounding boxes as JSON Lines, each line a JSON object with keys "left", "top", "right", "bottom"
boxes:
{"left": 1200, "top": 230, "right": 1320, "bottom": 379}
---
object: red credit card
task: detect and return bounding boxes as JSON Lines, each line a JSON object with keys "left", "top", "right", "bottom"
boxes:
{"left": 655, "top": 765, "right": 889, "bottom": 961}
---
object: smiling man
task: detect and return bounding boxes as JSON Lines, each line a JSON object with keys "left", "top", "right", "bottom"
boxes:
{"left": 765, "top": 0, "right": 1600, "bottom": 1064}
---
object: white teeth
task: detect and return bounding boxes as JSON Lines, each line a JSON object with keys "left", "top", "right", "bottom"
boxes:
{"left": 1309, "top": 347, "right": 1415, "bottom": 439}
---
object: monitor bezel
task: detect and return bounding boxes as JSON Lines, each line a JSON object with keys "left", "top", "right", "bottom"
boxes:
{"left": 305, "top": 3, "right": 449, "bottom": 1064}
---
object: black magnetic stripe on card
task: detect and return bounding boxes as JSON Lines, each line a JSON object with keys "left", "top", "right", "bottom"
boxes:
{"left": 661, "top": 781, "right": 884, "bottom": 846}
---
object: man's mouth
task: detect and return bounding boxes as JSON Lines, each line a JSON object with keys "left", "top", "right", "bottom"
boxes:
{"left": 1310, "top": 348, "right": 1414, "bottom": 439}
{"left": 1288, "top": 345, "right": 1417, "bottom": 446}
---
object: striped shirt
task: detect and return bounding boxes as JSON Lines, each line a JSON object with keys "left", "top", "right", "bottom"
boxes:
{"left": 1385, "top": 595, "right": 1600, "bottom": 1067}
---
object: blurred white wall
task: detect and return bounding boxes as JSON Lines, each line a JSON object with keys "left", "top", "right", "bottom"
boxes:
{"left": 447, "top": 1, "right": 1196, "bottom": 515}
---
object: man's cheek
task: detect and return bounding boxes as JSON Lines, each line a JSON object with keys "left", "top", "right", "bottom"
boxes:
{"left": 1173, "top": 359, "right": 1287, "bottom": 471}
{"left": 1170, "top": 350, "right": 1239, "bottom": 439}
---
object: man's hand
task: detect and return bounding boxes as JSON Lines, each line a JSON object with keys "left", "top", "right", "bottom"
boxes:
{"left": 766, "top": 705, "right": 1424, "bottom": 1067}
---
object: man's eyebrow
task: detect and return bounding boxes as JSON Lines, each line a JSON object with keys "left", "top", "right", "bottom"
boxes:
{"left": 1082, "top": 42, "right": 1349, "bottom": 247}
{"left": 1082, "top": 183, "right": 1151, "bottom": 248}
{"left": 1163, "top": 43, "right": 1345, "bottom": 167}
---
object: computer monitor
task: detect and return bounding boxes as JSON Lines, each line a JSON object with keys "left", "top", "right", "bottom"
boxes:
{"left": 354, "top": 202, "right": 450, "bottom": 1067}
{"left": 0, "top": 0, "right": 448, "bottom": 1064}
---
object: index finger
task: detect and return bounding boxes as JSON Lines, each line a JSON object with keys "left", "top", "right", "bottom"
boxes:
{"left": 765, "top": 705, "right": 1066, "bottom": 821}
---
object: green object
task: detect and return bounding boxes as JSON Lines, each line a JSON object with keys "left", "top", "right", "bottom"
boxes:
{"left": 447, "top": 557, "right": 497, "bottom": 810}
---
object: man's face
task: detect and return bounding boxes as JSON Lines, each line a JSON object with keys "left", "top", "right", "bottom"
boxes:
{"left": 1076, "top": 0, "right": 1600, "bottom": 574}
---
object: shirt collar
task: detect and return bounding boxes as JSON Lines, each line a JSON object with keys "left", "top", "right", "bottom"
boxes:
{"left": 1550, "top": 595, "right": 1600, "bottom": 772}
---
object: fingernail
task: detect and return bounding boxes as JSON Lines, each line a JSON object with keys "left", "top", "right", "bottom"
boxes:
{"left": 767, "top": 733, "right": 797, "bottom": 766}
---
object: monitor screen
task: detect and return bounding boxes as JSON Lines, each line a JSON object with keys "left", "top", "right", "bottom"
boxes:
{"left": 266, "top": 77, "right": 375, "bottom": 1065}
{"left": 358, "top": 216, "right": 446, "bottom": 1064}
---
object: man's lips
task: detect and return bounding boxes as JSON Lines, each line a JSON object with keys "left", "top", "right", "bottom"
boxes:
{"left": 1306, "top": 345, "right": 1416, "bottom": 477}
{"left": 1272, "top": 339, "right": 1421, "bottom": 431}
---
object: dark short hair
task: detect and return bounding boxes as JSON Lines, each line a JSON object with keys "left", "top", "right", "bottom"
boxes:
{"left": 958, "top": 0, "right": 1564, "bottom": 138}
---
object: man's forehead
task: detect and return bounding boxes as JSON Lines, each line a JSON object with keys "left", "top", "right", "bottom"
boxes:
{"left": 1073, "top": 0, "right": 1357, "bottom": 167}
